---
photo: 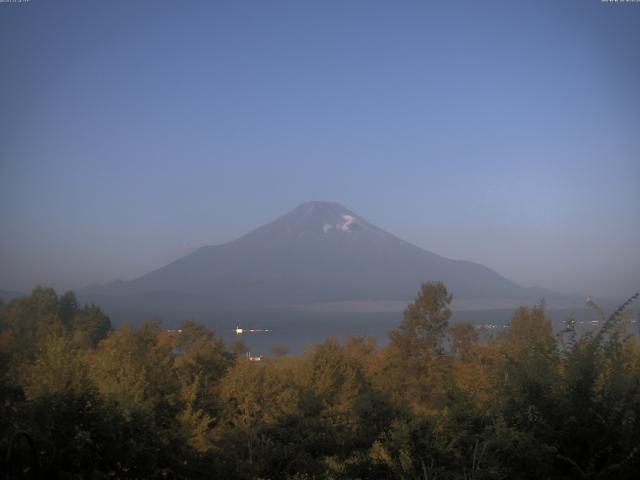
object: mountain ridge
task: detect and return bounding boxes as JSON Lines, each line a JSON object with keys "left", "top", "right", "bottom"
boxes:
{"left": 0, "top": 289, "right": 25, "bottom": 302}
{"left": 80, "top": 201, "right": 578, "bottom": 314}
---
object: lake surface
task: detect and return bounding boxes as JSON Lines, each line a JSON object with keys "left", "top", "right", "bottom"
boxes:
{"left": 102, "top": 301, "right": 626, "bottom": 356}
{"left": 215, "top": 307, "right": 603, "bottom": 356}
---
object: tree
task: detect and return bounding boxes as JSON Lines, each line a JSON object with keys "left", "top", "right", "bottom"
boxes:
{"left": 449, "top": 322, "right": 478, "bottom": 361}
{"left": 389, "top": 281, "right": 452, "bottom": 358}
{"left": 383, "top": 282, "right": 453, "bottom": 411}
{"left": 20, "top": 335, "right": 93, "bottom": 400}
{"left": 302, "top": 338, "right": 366, "bottom": 423}
{"left": 0, "top": 288, "right": 111, "bottom": 358}
{"left": 172, "top": 320, "right": 234, "bottom": 452}
{"left": 0, "top": 287, "right": 66, "bottom": 362}
{"left": 218, "top": 358, "right": 298, "bottom": 475}
{"left": 88, "top": 321, "right": 179, "bottom": 419}
{"left": 550, "top": 294, "right": 640, "bottom": 479}
{"left": 488, "top": 304, "right": 563, "bottom": 478}
{"left": 174, "top": 320, "right": 234, "bottom": 383}
{"left": 69, "top": 303, "right": 111, "bottom": 349}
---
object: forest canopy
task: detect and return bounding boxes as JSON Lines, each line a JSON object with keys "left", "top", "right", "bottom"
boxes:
{"left": 1, "top": 284, "right": 639, "bottom": 479}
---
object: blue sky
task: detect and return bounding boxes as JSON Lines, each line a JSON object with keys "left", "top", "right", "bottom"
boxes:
{"left": 1, "top": 0, "right": 639, "bottom": 298}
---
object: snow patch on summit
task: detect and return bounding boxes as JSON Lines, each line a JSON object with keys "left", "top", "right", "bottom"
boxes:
{"left": 339, "top": 215, "right": 355, "bottom": 232}
{"left": 323, "top": 224, "right": 333, "bottom": 234}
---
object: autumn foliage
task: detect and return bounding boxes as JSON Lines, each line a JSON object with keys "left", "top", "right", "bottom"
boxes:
{"left": 1, "top": 284, "right": 639, "bottom": 479}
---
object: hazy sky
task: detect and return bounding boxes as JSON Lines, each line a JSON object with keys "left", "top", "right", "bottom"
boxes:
{"left": 1, "top": 0, "right": 639, "bottom": 298}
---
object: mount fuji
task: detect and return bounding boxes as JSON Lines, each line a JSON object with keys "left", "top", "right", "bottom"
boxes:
{"left": 80, "top": 202, "right": 572, "bottom": 321}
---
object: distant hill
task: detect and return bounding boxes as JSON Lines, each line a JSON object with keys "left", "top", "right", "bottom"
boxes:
{"left": 80, "top": 202, "right": 579, "bottom": 321}
{"left": 0, "top": 289, "right": 25, "bottom": 303}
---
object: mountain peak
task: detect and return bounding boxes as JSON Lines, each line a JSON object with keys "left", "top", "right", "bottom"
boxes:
{"left": 277, "top": 201, "right": 367, "bottom": 236}
{"left": 299, "top": 200, "right": 348, "bottom": 209}
{"left": 295, "top": 201, "right": 352, "bottom": 217}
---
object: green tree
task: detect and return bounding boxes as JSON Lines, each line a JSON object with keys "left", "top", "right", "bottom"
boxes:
{"left": 69, "top": 303, "right": 111, "bottom": 349}
{"left": 218, "top": 358, "right": 298, "bottom": 475}
{"left": 383, "top": 281, "right": 453, "bottom": 412}
{"left": 449, "top": 322, "right": 479, "bottom": 361}
{"left": 20, "top": 335, "right": 93, "bottom": 400}
{"left": 174, "top": 320, "right": 234, "bottom": 387}
{"left": 302, "top": 338, "right": 366, "bottom": 423}
{"left": 0, "top": 287, "right": 66, "bottom": 362}
{"left": 550, "top": 294, "right": 640, "bottom": 479}
{"left": 172, "top": 320, "right": 234, "bottom": 452}
{"left": 389, "top": 282, "right": 452, "bottom": 358}
{"left": 0, "top": 288, "right": 111, "bottom": 359}
{"left": 89, "top": 321, "right": 179, "bottom": 419}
